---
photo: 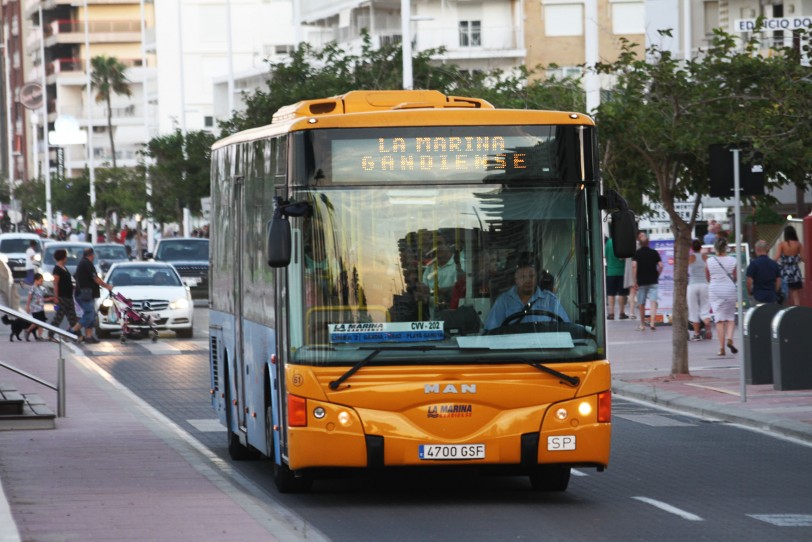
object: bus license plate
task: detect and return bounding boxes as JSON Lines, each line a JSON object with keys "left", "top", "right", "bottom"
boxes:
{"left": 547, "top": 435, "right": 576, "bottom": 451}
{"left": 419, "top": 444, "right": 485, "bottom": 460}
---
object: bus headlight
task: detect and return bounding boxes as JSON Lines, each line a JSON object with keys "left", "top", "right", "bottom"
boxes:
{"left": 578, "top": 402, "right": 593, "bottom": 417}
{"left": 169, "top": 297, "right": 190, "bottom": 310}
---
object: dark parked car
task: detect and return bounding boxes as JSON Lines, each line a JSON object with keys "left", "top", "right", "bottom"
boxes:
{"left": 150, "top": 238, "right": 209, "bottom": 299}
{"left": 93, "top": 243, "right": 130, "bottom": 273}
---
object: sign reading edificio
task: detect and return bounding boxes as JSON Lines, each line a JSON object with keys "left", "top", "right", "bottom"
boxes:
{"left": 734, "top": 17, "right": 812, "bottom": 32}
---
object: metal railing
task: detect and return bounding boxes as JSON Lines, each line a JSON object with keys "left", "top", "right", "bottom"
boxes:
{"left": 0, "top": 305, "right": 78, "bottom": 417}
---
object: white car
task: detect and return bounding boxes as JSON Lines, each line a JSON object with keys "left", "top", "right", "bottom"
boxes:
{"left": 97, "top": 262, "right": 194, "bottom": 338}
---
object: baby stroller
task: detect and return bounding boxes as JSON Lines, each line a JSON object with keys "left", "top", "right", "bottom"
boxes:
{"left": 100, "top": 290, "right": 159, "bottom": 343}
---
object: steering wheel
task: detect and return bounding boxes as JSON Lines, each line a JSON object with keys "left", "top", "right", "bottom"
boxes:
{"left": 500, "top": 309, "right": 565, "bottom": 328}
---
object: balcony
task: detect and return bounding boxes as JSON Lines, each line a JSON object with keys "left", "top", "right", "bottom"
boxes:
{"left": 44, "top": 19, "right": 142, "bottom": 46}
{"left": 47, "top": 57, "right": 144, "bottom": 76}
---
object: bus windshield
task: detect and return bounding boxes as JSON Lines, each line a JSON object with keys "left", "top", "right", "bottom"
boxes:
{"left": 289, "top": 183, "right": 603, "bottom": 366}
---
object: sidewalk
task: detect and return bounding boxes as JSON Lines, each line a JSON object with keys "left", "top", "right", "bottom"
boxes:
{"left": 0, "top": 339, "right": 328, "bottom": 542}
{"left": 608, "top": 317, "right": 812, "bottom": 444}
{"left": 1, "top": 319, "right": 810, "bottom": 541}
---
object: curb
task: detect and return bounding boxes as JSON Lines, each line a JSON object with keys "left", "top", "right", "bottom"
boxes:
{"left": 612, "top": 379, "right": 812, "bottom": 445}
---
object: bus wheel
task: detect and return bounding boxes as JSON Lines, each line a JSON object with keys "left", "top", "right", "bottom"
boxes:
{"left": 227, "top": 430, "right": 255, "bottom": 460}
{"left": 273, "top": 462, "right": 313, "bottom": 494}
{"left": 529, "top": 466, "right": 571, "bottom": 492}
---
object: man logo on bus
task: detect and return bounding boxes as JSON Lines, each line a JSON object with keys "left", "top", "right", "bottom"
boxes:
{"left": 424, "top": 384, "right": 477, "bottom": 394}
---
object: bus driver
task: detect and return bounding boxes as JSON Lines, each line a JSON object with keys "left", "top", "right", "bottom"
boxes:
{"left": 484, "top": 262, "right": 570, "bottom": 331}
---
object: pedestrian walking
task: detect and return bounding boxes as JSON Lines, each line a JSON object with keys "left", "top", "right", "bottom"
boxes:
{"left": 747, "top": 239, "right": 782, "bottom": 304}
{"left": 706, "top": 237, "right": 738, "bottom": 356}
{"left": 73, "top": 247, "right": 113, "bottom": 344}
{"left": 24, "top": 240, "right": 38, "bottom": 286}
{"left": 47, "top": 248, "right": 81, "bottom": 342}
{"left": 605, "top": 237, "right": 629, "bottom": 320}
{"left": 774, "top": 225, "right": 804, "bottom": 306}
{"left": 24, "top": 273, "right": 47, "bottom": 341}
{"left": 687, "top": 239, "right": 712, "bottom": 341}
{"left": 632, "top": 232, "right": 663, "bottom": 330}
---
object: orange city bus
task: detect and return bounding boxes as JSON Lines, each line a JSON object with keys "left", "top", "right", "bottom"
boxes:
{"left": 208, "top": 90, "right": 635, "bottom": 493}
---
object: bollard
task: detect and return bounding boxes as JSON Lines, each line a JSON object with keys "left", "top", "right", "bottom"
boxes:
{"left": 771, "top": 306, "right": 812, "bottom": 391}
{"left": 743, "top": 303, "right": 783, "bottom": 385}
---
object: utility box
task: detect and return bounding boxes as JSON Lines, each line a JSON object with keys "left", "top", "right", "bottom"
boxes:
{"left": 771, "top": 306, "right": 812, "bottom": 391}
{"left": 743, "top": 303, "right": 783, "bottom": 385}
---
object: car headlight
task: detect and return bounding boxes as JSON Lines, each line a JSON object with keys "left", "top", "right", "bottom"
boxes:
{"left": 101, "top": 298, "right": 113, "bottom": 308}
{"left": 42, "top": 272, "right": 54, "bottom": 283}
{"left": 169, "top": 297, "right": 190, "bottom": 310}
{"left": 34, "top": 253, "right": 42, "bottom": 263}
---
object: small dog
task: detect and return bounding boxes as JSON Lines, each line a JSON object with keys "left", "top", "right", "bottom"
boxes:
{"left": 2, "top": 315, "right": 27, "bottom": 342}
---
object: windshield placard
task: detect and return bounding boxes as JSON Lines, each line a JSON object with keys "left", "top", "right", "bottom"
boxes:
{"left": 328, "top": 322, "right": 444, "bottom": 343}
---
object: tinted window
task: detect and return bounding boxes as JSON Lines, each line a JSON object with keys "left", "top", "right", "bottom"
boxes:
{"left": 0, "top": 239, "right": 40, "bottom": 253}
{"left": 109, "top": 266, "right": 182, "bottom": 287}
{"left": 94, "top": 245, "right": 128, "bottom": 260}
{"left": 155, "top": 240, "right": 209, "bottom": 261}
{"left": 44, "top": 245, "right": 88, "bottom": 266}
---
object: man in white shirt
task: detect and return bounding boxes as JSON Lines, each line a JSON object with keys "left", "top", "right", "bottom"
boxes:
{"left": 419, "top": 233, "right": 461, "bottom": 313}
{"left": 24, "top": 240, "right": 38, "bottom": 285}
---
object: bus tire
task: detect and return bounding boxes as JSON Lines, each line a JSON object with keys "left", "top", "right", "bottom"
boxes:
{"left": 273, "top": 461, "right": 313, "bottom": 494}
{"left": 529, "top": 466, "right": 571, "bottom": 492}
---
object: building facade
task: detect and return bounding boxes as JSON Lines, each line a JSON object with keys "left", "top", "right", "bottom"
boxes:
{"left": 1, "top": 0, "right": 30, "bottom": 193}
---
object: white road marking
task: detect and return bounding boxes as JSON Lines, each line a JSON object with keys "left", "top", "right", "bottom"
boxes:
{"left": 632, "top": 496, "right": 703, "bottom": 521}
{"left": 139, "top": 341, "right": 182, "bottom": 354}
{"left": 571, "top": 469, "right": 588, "bottom": 477}
{"left": 748, "top": 514, "right": 812, "bottom": 527}
{"left": 187, "top": 418, "right": 224, "bottom": 432}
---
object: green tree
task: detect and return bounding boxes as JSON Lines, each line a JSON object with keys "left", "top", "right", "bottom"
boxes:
{"left": 90, "top": 55, "right": 132, "bottom": 168}
{"left": 596, "top": 29, "right": 812, "bottom": 375}
{"left": 142, "top": 129, "right": 216, "bottom": 225}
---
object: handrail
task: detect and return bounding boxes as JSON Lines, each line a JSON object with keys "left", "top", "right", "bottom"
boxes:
{"left": 0, "top": 305, "right": 78, "bottom": 417}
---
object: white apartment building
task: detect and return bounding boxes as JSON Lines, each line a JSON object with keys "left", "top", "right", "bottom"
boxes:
{"left": 152, "top": 0, "right": 296, "bottom": 135}
{"left": 299, "top": 0, "right": 526, "bottom": 75}
{"left": 24, "top": 0, "right": 156, "bottom": 176}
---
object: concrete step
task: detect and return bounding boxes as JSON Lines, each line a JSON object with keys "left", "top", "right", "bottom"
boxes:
{"left": 0, "top": 385, "right": 56, "bottom": 430}
{"left": 0, "top": 387, "right": 25, "bottom": 415}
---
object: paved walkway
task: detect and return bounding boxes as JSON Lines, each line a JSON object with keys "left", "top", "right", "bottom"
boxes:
{"left": 1, "top": 317, "right": 810, "bottom": 540}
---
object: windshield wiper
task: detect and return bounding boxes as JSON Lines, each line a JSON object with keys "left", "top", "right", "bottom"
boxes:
{"left": 329, "top": 346, "right": 440, "bottom": 391}
{"left": 528, "top": 362, "right": 580, "bottom": 387}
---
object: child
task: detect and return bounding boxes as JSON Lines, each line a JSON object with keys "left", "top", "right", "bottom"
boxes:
{"left": 25, "top": 273, "right": 49, "bottom": 341}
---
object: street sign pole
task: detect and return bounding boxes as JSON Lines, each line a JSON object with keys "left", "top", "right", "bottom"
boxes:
{"left": 732, "top": 148, "right": 747, "bottom": 403}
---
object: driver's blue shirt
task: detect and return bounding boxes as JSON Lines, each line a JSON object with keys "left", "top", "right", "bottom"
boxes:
{"left": 484, "top": 286, "right": 570, "bottom": 331}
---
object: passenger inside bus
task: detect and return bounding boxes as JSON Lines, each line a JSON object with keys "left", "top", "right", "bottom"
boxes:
{"left": 484, "top": 259, "right": 570, "bottom": 331}
{"left": 416, "top": 231, "right": 462, "bottom": 314}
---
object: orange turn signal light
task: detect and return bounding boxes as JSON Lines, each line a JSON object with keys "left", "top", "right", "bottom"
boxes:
{"left": 287, "top": 394, "right": 307, "bottom": 427}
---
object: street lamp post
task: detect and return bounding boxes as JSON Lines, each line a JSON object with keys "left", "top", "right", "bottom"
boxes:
{"left": 84, "top": 0, "right": 97, "bottom": 243}
{"left": 38, "top": 5, "right": 53, "bottom": 236}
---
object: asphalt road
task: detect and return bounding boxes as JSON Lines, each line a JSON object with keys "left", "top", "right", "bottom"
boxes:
{"left": 84, "top": 306, "right": 812, "bottom": 542}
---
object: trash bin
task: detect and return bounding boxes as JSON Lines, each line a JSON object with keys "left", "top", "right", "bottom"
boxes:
{"left": 771, "top": 306, "right": 812, "bottom": 391}
{"left": 743, "top": 303, "right": 783, "bottom": 385}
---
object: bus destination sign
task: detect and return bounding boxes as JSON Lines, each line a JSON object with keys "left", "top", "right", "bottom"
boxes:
{"left": 329, "top": 128, "right": 558, "bottom": 183}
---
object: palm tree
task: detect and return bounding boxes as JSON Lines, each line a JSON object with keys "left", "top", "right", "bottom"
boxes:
{"left": 90, "top": 55, "right": 131, "bottom": 168}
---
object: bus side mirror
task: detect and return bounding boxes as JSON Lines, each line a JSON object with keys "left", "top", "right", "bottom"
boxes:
{"left": 611, "top": 210, "right": 637, "bottom": 258}
{"left": 267, "top": 215, "right": 291, "bottom": 268}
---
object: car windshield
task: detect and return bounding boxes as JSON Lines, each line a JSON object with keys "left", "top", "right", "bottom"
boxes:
{"left": 109, "top": 266, "right": 182, "bottom": 287}
{"left": 155, "top": 240, "right": 209, "bottom": 261}
{"left": 287, "top": 184, "right": 603, "bottom": 366}
{"left": 95, "top": 245, "right": 128, "bottom": 260}
{"left": 0, "top": 239, "right": 39, "bottom": 253}
{"left": 44, "top": 245, "right": 88, "bottom": 267}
